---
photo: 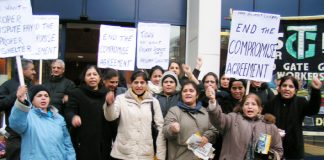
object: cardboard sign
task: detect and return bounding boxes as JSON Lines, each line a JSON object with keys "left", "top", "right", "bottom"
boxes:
{"left": 24, "top": 15, "right": 59, "bottom": 60}
{"left": 97, "top": 25, "right": 136, "bottom": 70}
{"left": 225, "top": 10, "right": 280, "bottom": 82}
{"left": 136, "top": 22, "right": 170, "bottom": 70}
{"left": 0, "top": 0, "right": 34, "bottom": 58}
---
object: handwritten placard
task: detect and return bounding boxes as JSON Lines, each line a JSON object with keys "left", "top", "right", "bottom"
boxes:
{"left": 23, "top": 15, "right": 59, "bottom": 60}
{"left": 225, "top": 10, "right": 280, "bottom": 82}
{"left": 136, "top": 22, "right": 170, "bottom": 70}
{"left": 97, "top": 25, "right": 136, "bottom": 70}
{"left": 0, "top": 0, "right": 34, "bottom": 58}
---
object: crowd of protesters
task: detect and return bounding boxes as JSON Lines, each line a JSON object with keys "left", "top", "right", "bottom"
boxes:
{"left": 0, "top": 58, "right": 322, "bottom": 160}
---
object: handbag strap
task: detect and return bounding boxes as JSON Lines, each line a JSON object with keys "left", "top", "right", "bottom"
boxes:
{"left": 151, "top": 101, "right": 155, "bottom": 123}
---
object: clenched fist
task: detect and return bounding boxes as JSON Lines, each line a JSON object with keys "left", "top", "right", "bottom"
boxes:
{"left": 105, "top": 91, "right": 115, "bottom": 105}
{"left": 170, "top": 122, "right": 180, "bottom": 134}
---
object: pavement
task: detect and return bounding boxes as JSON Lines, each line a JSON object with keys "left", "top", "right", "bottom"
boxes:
{"left": 304, "top": 135, "right": 324, "bottom": 159}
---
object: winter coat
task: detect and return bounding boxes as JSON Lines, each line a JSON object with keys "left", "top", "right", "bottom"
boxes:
{"left": 43, "top": 76, "right": 75, "bottom": 114}
{"left": 163, "top": 104, "right": 218, "bottom": 160}
{"left": 219, "top": 87, "right": 230, "bottom": 95}
{"left": 65, "top": 84, "right": 108, "bottom": 160}
{"left": 103, "top": 89, "right": 166, "bottom": 160}
{"left": 218, "top": 95, "right": 240, "bottom": 114}
{"left": 263, "top": 88, "right": 321, "bottom": 159}
{"left": 148, "top": 81, "right": 161, "bottom": 94}
{"left": 9, "top": 100, "right": 75, "bottom": 160}
{"left": 155, "top": 91, "right": 180, "bottom": 117}
{"left": 208, "top": 102, "right": 283, "bottom": 160}
{"left": 249, "top": 83, "right": 275, "bottom": 106}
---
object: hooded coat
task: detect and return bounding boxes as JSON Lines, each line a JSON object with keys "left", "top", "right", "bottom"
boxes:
{"left": 9, "top": 100, "right": 75, "bottom": 160}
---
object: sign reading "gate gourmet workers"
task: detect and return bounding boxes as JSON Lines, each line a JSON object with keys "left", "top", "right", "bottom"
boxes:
{"left": 275, "top": 17, "right": 324, "bottom": 81}
{"left": 225, "top": 10, "right": 280, "bottom": 82}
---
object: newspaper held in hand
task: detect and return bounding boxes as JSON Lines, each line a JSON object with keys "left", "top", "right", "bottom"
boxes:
{"left": 186, "top": 133, "right": 215, "bottom": 160}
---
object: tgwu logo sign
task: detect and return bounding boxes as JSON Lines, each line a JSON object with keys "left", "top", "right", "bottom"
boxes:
{"left": 286, "top": 25, "right": 317, "bottom": 59}
{"left": 275, "top": 18, "right": 324, "bottom": 81}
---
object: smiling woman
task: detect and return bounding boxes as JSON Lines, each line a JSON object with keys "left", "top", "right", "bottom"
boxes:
{"left": 103, "top": 70, "right": 166, "bottom": 160}
{"left": 263, "top": 75, "right": 322, "bottom": 159}
{"left": 163, "top": 80, "right": 218, "bottom": 160}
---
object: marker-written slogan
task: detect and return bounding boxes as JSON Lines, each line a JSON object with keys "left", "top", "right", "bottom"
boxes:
{"left": 0, "top": 0, "right": 34, "bottom": 57}
{"left": 23, "top": 15, "right": 59, "bottom": 59}
{"left": 225, "top": 10, "right": 280, "bottom": 82}
{"left": 97, "top": 25, "right": 136, "bottom": 70}
{"left": 136, "top": 22, "right": 170, "bottom": 70}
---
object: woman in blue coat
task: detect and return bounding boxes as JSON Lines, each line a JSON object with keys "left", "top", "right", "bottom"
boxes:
{"left": 9, "top": 85, "right": 75, "bottom": 160}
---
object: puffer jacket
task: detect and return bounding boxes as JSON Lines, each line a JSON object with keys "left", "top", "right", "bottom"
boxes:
{"left": 208, "top": 102, "right": 283, "bottom": 160}
{"left": 103, "top": 89, "right": 166, "bottom": 160}
{"left": 9, "top": 100, "right": 75, "bottom": 160}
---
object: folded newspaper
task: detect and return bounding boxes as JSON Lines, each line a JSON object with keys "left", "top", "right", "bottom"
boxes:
{"left": 186, "top": 133, "right": 215, "bottom": 160}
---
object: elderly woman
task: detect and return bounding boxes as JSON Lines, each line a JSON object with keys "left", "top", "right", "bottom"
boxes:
{"left": 207, "top": 90, "right": 283, "bottom": 160}
{"left": 104, "top": 70, "right": 166, "bottom": 160}
{"left": 263, "top": 75, "right": 322, "bottom": 159}
{"left": 163, "top": 80, "right": 218, "bottom": 160}
{"left": 9, "top": 85, "right": 75, "bottom": 160}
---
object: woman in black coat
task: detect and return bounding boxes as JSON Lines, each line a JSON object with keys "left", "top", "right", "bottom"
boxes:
{"left": 263, "top": 75, "right": 322, "bottom": 159}
{"left": 65, "top": 65, "right": 108, "bottom": 160}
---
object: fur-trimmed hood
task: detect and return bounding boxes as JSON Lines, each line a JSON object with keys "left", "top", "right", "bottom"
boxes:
{"left": 262, "top": 113, "right": 276, "bottom": 124}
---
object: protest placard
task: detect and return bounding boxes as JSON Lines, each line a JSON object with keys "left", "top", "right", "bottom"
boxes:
{"left": 225, "top": 10, "right": 280, "bottom": 82}
{"left": 275, "top": 17, "right": 324, "bottom": 81}
{"left": 0, "top": 0, "right": 34, "bottom": 58}
{"left": 97, "top": 25, "right": 136, "bottom": 70}
{"left": 23, "top": 15, "right": 59, "bottom": 60}
{"left": 136, "top": 22, "right": 170, "bottom": 70}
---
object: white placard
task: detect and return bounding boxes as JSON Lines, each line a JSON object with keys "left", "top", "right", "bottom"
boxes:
{"left": 225, "top": 10, "right": 280, "bottom": 82}
{"left": 23, "top": 15, "right": 59, "bottom": 60}
{"left": 0, "top": 0, "right": 34, "bottom": 58}
{"left": 97, "top": 25, "right": 136, "bottom": 70}
{"left": 136, "top": 22, "right": 170, "bottom": 70}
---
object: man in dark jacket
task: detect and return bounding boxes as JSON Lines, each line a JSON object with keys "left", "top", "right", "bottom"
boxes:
{"left": 43, "top": 59, "right": 75, "bottom": 115}
{"left": 0, "top": 59, "right": 36, "bottom": 160}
